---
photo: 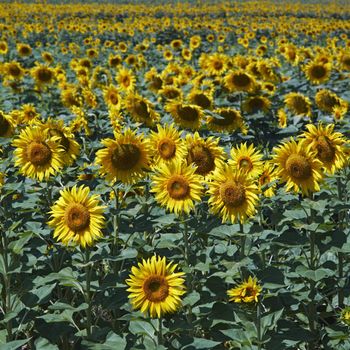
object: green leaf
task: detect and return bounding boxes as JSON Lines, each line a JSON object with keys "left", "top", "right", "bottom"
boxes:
{"left": 0, "top": 338, "right": 30, "bottom": 349}
{"left": 183, "top": 338, "right": 221, "bottom": 349}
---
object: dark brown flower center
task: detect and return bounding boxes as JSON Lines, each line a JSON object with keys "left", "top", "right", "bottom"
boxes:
{"left": 9, "top": 64, "right": 21, "bottom": 77}
{"left": 220, "top": 181, "right": 246, "bottom": 207}
{"left": 109, "top": 92, "right": 119, "bottom": 105}
{"left": 232, "top": 73, "right": 251, "bottom": 88}
{"left": 177, "top": 106, "right": 199, "bottom": 122}
{"left": 310, "top": 65, "right": 326, "bottom": 79}
{"left": 134, "top": 100, "right": 150, "bottom": 119}
{"left": 26, "top": 142, "right": 52, "bottom": 166}
{"left": 187, "top": 145, "right": 215, "bottom": 176}
{"left": 37, "top": 68, "right": 53, "bottom": 83}
{"left": 193, "top": 93, "right": 211, "bottom": 109}
{"left": 158, "top": 138, "right": 176, "bottom": 159}
{"left": 143, "top": 275, "right": 169, "bottom": 302}
{"left": 212, "top": 110, "right": 237, "bottom": 126}
{"left": 167, "top": 175, "right": 189, "bottom": 199}
{"left": 65, "top": 203, "right": 90, "bottom": 232}
{"left": 213, "top": 60, "right": 223, "bottom": 70}
{"left": 111, "top": 143, "right": 141, "bottom": 170}
{"left": 286, "top": 154, "right": 312, "bottom": 180}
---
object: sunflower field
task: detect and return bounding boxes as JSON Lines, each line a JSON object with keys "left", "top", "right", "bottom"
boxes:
{"left": 0, "top": 1, "right": 350, "bottom": 349}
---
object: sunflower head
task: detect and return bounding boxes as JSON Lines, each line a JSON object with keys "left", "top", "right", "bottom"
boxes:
{"left": 284, "top": 92, "right": 312, "bottom": 117}
{"left": 227, "top": 276, "right": 262, "bottom": 303}
{"left": 224, "top": 70, "right": 255, "bottom": 92}
{"left": 304, "top": 60, "right": 331, "bottom": 84}
{"left": 166, "top": 101, "right": 202, "bottom": 130}
{"left": 0, "top": 111, "right": 15, "bottom": 137}
{"left": 125, "top": 93, "right": 159, "bottom": 126}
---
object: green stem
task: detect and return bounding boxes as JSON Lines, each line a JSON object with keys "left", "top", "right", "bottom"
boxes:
{"left": 183, "top": 217, "right": 190, "bottom": 268}
{"left": 338, "top": 252, "right": 344, "bottom": 308}
{"left": 257, "top": 301, "right": 262, "bottom": 350}
{"left": 112, "top": 187, "right": 119, "bottom": 274}
{"left": 157, "top": 317, "right": 163, "bottom": 345}
{"left": 239, "top": 222, "right": 245, "bottom": 260}
{"left": 84, "top": 249, "right": 92, "bottom": 338}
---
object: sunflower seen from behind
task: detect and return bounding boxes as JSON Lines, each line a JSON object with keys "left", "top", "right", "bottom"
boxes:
{"left": 95, "top": 128, "right": 151, "bottom": 184}
{"left": 126, "top": 255, "right": 186, "bottom": 318}
{"left": 12, "top": 126, "right": 63, "bottom": 182}
{"left": 207, "top": 162, "right": 259, "bottom": 224}
{"left": 48, "top": 185, "right": 105, "bottom": 248}
{"left": 150, "top": 160, "right": 203, "bottom": 215}
{"left": 273, "top": 138, "right": 324, "bottom": 196}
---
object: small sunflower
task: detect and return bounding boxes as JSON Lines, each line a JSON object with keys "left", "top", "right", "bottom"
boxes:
{"left": 207, "top": 108, "right": 246, "bottom": 133}
{"left": 95, "top": 128, "right": 151, "bottom": 184}
{"left": 116, "top": 67, "right": 136, "bottom": 93}
{"left": 185, "top": 132, "right": 226, "bottom": 177}
{"left": 149, "top": 123, "right": 187, "bottom": 166}
{"left": 31, "top": 64, "right": 55, "bottom": 87}
{"left": 126, "top": 255, "right": 186, "bottom": 318}
{"left": 166, "top": 101, "right": 202, "bottom": 130}
{"left": 304, "top": 60, "right": 331, "bottom": 84}
{"left": 258, "top": 161, "right": 278, "bottom": 198}
{"left": 159, "top": 86, "right": 183, "bottom": 101}
{"left": 202, "top": 53, "right": 228, "bottom": 76}
{"left": 338, "top": 51, "right": 350, "bottom": 71}
{"left": 273, "top": 138, "right": 324, "bottom": 196}
{"left": 227, "top": 276, "right": 262, "bottom": 303}
{"left": 48, "top": 185, "right": 105, "bottom": 248}
{"left": 0, "top": 111, "right": 15, "bottom": 137}
{"left": 301, "top": 123, "right": 347, "bottom": 174}
{"left": 242, "top": 95, "right": 270, "bottom": 114}
{"left": 207, "top": 163, "right": 259, "bottom": 224}
{"left": 3, "top": 61, "right": 25, "bottom": 80}
{"left": 12, "top": 126, "right": 63, "bottom": 182}
{"left": 277, "top": 108, "right": 288, "bottom": 128}
{"left": 229, "top": 143, "right": 264, "bottom": 179}
{"left": 315, "top": 89, "right": 342, "bottom": 114}
{"left": 224, "top": 70, "right": 255, "bottom": 92}
{"left": 103, "top": 84, "right": 122, "bottom": 110}
{"left": 284, "top": 92, "right": 312, "bottom": 117}
{"left": 187, "top": 89, "right": 213, "bottom": 110}
{"left": 150, "top": 160, "right": 203, "bottom": 215}
{"left": 17, "top": 43, "right": 32, "bottom": 57}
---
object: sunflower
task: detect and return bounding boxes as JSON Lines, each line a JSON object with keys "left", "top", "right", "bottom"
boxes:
{"left": 227, "top": 276, "right": 262, "bottom": 303}
{"left": 185, "top": 132, "right": 226, "bottom": 177}
{"left": 108, "top": 53, "right": 122, "bottom": 68}
{"left": 126, "top": 255, "right": 186, "bottom": 318}
{"left": 40, "top": 118, "right": 80, "bottom": 166}
{"left": 207, "top": 163, "right": 259, "bottom": 224}
{"left": 0, "top": 111, "right": 15, "bottom": 137}
{"left": 103, "top": 84, "right": 122, "bottom": 110}
{"left": 12, "top": 126, "right": 63, "bottom": 181}
{"left": 149, "top": 124, "right": 186, "bottom": 166}
{"left": 116, "top": 67, "right": 136, "bottom": 92}
{"left": 273, "top": 138, "right": 324, "bottom": 196}
{"left": 338, "top": 51, "right": 350, "bottom": 71}
{"left": 187, "top": 89, "right": 213, "bottom": 110}
{"left": 207, "top": 107, "right": 246, "bottom": 133}
{"left": 48, "top": 185, "right": 105, "bottom": 248}
{"left": 166, "top": 101, "right": 202, "bottom": 130}
{"left": 277, "top": 108, "right": 287, "bottom": 128}
{"left": 95, "top": 128, "right": 151, "bottom": 184}
{"left": 224, "top": 70, "right": 255, "bottom": 92}
{"left": 258, "top": 161, "right": 278, "bottom": 197}
{"left": 150, "top": 160, "right": 203, "bottom": 215}
{"left": 242, "top": 95, "right": 271, "bottom": 114}
{"left": 202, "top": 53, "right": 228, "bottom": 76}
{"left": 124, "top": 93, "right": 159, "bottom": 126}
{"left": 340, "top": 306, "right": 350, "bottom": 326}
{"left": 315, "top": 89, "right": 342, "bottom": 113}
{"left": 20, "top": 104, "right": 39, "bottom": 124}
{"left": 159, "top": 86, "right": 183, "bottom": 101}
{"left": 3, "top": 61, "right": 25, "bottom": 80}
{"left": 301, "top": 123, "right": 347, "bottom": 174}
{"left": 0, "top": 41, "right": 8, "bottom": 55}
{"left": 17, "top": 43, "right": 32, "bottom": 57}
{"left": 304, "top": 60, "right": 331, "bottom": 84}
{"left": 229, "top": 143, "right": 264, "bottom": 179}
{"left": 31, "top": 64, "right": 55, "bottom": 87}
{"left": 145, "top": 68, "right": 163, "bottom": 92}
{"left": 284, "top": 92, "right": 312, "bottom": 117}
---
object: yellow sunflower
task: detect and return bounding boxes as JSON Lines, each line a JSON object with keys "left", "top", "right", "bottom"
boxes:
{"left": 207, "top": 108, "right": 247, "bottom": 133}
{"left": 149, "top": 123, "right": 187, "bottom": 166}
{"left": 95, "top": 128, "right": 151, "bottom": 184}
{"left": 40, "top": 118, "right": 80, "bottom": 166}
{"left": 284, "top": 92, "right": 312, "bottom": 117}
{"left": 242, "top": 95, "right": 270, "bottom": 114}
{"left": 17, "top": 43, "right": 32, "bottom": 57}
{"left": 258, "top": 161, "right": 278, "bottom": 198}
{"left": 273, "top": 138, "right": 324, "bottom": 196}
{"left": 304, "top": 60, "right": 331, "bottom": 84}
{"left": 166, "top": 101, "right": 203, "bottom": 130}
{"left": 0, "top": 111, "right": 15, "bottom": 137}
{"left": 207, "top": 163, "right": 259, "bottom": 224}
{"left": 48, "top": 185, "right": 105, "bottom": 248}
{"left": 315, "top": 89, "right": 342, "bottom": 114}
{"left": 150, "top": 160, "right": 203, "bottom": 215}
{"left": 201, "top": 52, "right": 228, "bottom": 76}
{"left": 187, "top": 89, "right": 213, "bottom": 110}
{"left": 103, "top": 84, "right": 122, "bottom": 110}
{"left": 116, "top": 67, "right": 136, "bottom": 93}
{"left": 277, "top": 108, "right": 287, "bottom": 128}
{"left": 227, "top": 276, "right": 262, "bottom": 303}
{"left": 185, "top": 132, "right": 226, "bottom": 177}
{"left": 159, "top": 86, "right": 183, "bottom": 101}
{"left": 31, "top": 64, "right": 55, "bottom": 87}
{"left": 3, "top": 61, "right": 25, "bottom": 80}
{"left": 301, "top": 123, "right": 347, "bottom": 174}
{"left": 124, "top": 93, "right": 159, "bottom": 126}
{"left": 224, "top": 70, "right": 256, "bottom": 93}
{"left": 20, "top": 104, "right": 39, "bottom": 124}
{"left": 12, "top": 126, "right": 63, "bottom": 182}
{"left": 338, "top": 51, "right": 350, "bottom": 71}
{"left": 126, "top": 255, "right": 186, "bottom": 318}
{"left": 229, "top": 143, "right": 264, "bottom": 179}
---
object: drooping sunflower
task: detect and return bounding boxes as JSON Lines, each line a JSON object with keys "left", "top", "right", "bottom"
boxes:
{"left": 284, "top": 92, "right": 312, "bottom": 117}
{"left": 12, "top": 126, "right": 63, "bottom": 181}
{"left": 187, "top": 88, "right": 213, "bottom": 110}
{"left": 242, "top": 95, "right": 270, "bottom": 114}
{"left": 40, "top": 118, "right": 80, "bottom": 166}
{"left": 149, "top": 124, "right": 187, "bottom": 166}
{"left": 207, "top": 163, "right": 259, "bottom": 224}
{"left": 124, "top": 93, "right": 159, "bottom": 126}
{"left": 48, "top": 185, "right": 105, "bottom": 248}
{"left": 150, "top": 160, "right": 203, "bottom": 215}
{"left": 116, "top": 67, "right": 136, "bottom": 93}
{"left": 159, "top": 86, "right": 183, "bottom": 101}
{"left": 229, "top": 143, "right": 264, "bottom": 179}
{"left": 103, "top": 84, "right": 122, "bottom": 110}
{"left": 315, "top": 89, "right": 342, "bottom": 114}
{"left": 258, "top": 161, "right": 278, "bottom": 198}
{"left": 207, "top": 107, "right": 246, "bottom": 133}
{"left": 185, "top": 132, "right": 226, "bottom": 177}
{"left": 273, "top": 138, "right": 324, "bottom": 196}
{"left": 31, "top": 64, "right": 55, "bottom": 87}
{"left": 126, "top": 255, "right": 186, "bottom": 318}
{"left": 227, "top": 276, "right": 262, "bottom": 303}
{"left": 166, "top": 101, "right": 203, "bottom": 130}
{"left": 304, "top": 60, "right": 331, "bottom": 84}
{"left": 0, "top": 111, "right": 15, "bottom": 137}
{"left": 224, "top": 70, "right": 256, "bottom": 93}
{"left": 95, "top": 128, "right": 151, "bottom": 184}
{"left": 300, "top": 123, "right": 347, "bottom": 174}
